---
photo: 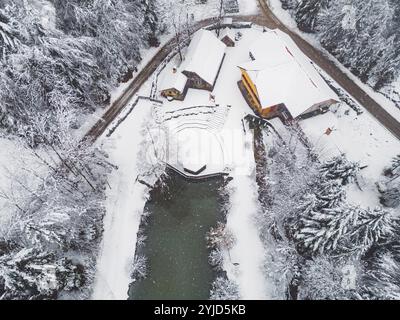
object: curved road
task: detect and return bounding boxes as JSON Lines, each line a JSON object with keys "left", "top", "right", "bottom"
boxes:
{"left": 84, "top": 1, "right": 400, "bottom": 142}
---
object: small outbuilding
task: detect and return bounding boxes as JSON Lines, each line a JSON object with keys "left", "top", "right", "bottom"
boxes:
{"left": 220, "top": 28, "right": 235, "bottom": 47}
{"left": 160, "top": 69, "right": 188, "bottom": 101}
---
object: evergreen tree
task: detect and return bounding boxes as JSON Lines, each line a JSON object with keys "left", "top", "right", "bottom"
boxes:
{"left": 319, "top": 154, "right": 360, "bottom": 185}
{"left": 363, "top": 252, "right": 400, "bottom": 300}
{"left": 294, "top": 205, "right": 361, "bottom": 255}
{"left": 299, "top": 255, "right": 359, "bottom": 300}
{"left": 295, "top": 0, "right": 331, "bottom": 33}
{"left": 0, "top": 6, "right": 23, "bottom": 60}
{"left": 280, "top": 0, "right": 298, "bottom": 11}
{"left": 380, "top": 186, "right": 400, "bottom": 208}
{"left": 143, "top": 0, "right": 161, "bottom": 47}
{"left": 0, "top": 248, "right": 83, "bottom": 299}
{"left": 316, "top": 180, "right": 347, "bottom": 209}
{"left": 285, "top": 0, "right": 400, "bottom": 89}
{"left": 380, "top": 155, "right": 400, "bottom": 208}
{"left": 350, "top": 207, "right": 397, "bottom": 256}
{"left": 210, "top": 277, "right": 240, "bottom": 300}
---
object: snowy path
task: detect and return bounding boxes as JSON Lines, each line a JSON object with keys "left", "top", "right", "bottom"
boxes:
{"left": 226, "top": 173, "right": 271, "bottom": 299}
{"left": 223, "top": 109, "right": 271, "bottom": 299}
{"left": 92, "top": 101, "right": 151, "bottom": 300}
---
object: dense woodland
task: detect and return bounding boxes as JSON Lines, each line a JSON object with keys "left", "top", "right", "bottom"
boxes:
{"left": 280, "top": 0, "right": 400, "bottom": 91}
{"left": 261, "top": 129, "right": 400, "bottom": 300}
{"left": 0, "top": 0, "right": 160, "bottom": 299}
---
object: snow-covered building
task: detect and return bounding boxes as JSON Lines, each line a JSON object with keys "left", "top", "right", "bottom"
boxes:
{"left": 220, "top": 28, "right": 235, "bottom": 47}
{"left": 181, "top": 29, "right": 226, "bottom": 91}
{"left": 160, "top": 68, "right": 188, "bottom": 101}
{"left": 238, "top": 29, "right": 339, "bottom": 120}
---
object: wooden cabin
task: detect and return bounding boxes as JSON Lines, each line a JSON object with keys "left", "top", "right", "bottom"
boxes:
{"left": 160, "top": 70, "right": 188, "bottom": 101}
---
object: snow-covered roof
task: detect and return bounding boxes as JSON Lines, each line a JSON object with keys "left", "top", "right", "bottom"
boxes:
{"left": 160, "top": 69, "right": 187, "bottom": 93}
{"left": 239, "top": 29, "right": 339, "bottom": 117}
{"left": 223, "top": 17, "right": 233, "bottom": 25}
{"left": 181, "top": 29, "right": 226, "bottom": 86}
{"left": 220, "top": 28, "right": 235, "bottom": 41}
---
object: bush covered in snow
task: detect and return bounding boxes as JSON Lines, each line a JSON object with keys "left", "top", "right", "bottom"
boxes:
{"left": 209, "top": 277, "right": 240, "bottom": 300}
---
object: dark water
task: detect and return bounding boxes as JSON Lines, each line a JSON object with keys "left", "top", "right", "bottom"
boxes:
{"left": 129, "top": 173, "right": 224, "bottom": 300}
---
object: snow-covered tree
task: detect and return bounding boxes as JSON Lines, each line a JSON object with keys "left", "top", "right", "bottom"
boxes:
{"left": 0, "top": 5, "right": 24, "bottom": 60}
{"left": 295, "top": 204, "right": 397, "bottom": 257}
{"left": 349, "top": 207, "right": 397, "bottom": 256}
{"left": 316, "top": 179, "right": 347, "bottom": 209}
{"left": 363, "top": 252, "right": 400, "bottom": 300}
{"left": 280, "top": 0, "right": 298, "bottom": 11}
{"left": 319, "top": 154, "right": 360, "bottom": 185}
{"left": 282, "top": 0, "right": 400, "bottom": 89}
{"left": 384, "top": 154, "right": 400, "bottom": 178}
{"left": 380, "top": 155, "right": 400, "bottom": 208}
{"left": 0, "top": 248, "right": 84, "bottom": 299}
{"left": 294, "top": 205, "right": 360, "bottom": 255}
{"left": 0, "top": 107, "right": 113, "bottom": 299}
{"left": 142, "top": 0, "right": 161, "bottom": 47}
{"left": 208, "top": 248, "right": 224, "bottom": 271}
{"left": 298, "top": 255, "right": 360, "bottom": 300}
{"left": 380, "top": 186, "right": 400, "bottom": 208}
{"left": 210, "top": 277, "right": 240, "bottom": 300}
{"left": 206, "top": 222, "right": 236, "bottom": 250}
{"left": 295, "top": 0, "right": 331, "bottom": 33}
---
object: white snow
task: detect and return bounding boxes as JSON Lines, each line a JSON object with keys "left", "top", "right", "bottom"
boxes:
{"left": 239, "top": 29, "right": 338, "bottom": 118}
{"left": 0, "top": 138, "right": 19, "bottom": 227}
{"left": 268, "top": 0, "right": 400, "bottom": 122}
{"left": 91, "top": 12, "right": 400, "bottom": 300}
{"left": 299, "top": 103, "right": 400, "bottom": 208}
{"left": 158, "top": 0, "right": 259, "bottom": 24}
{"left": 0, "top": 137, "right": 48, "bottom": 234}
{"left": 181, "top": 29, "right": 226, "bottom": 87}
{"left": 155, "top": 26, "right": 277, "bottom": 298}
{"left": 220, "top": 28, "right": 235, "bottom": 41}
{"left": 91, "top": 99, "right": 152, "bottom": 300}
{"left": 237, "top": 0, "right": 259, "bottom": 15}
{"left": 159, "top": 69, "right": 187, "bottom": 93}
{"left": 226, "top": 174, "right": 271, "bottom": 299}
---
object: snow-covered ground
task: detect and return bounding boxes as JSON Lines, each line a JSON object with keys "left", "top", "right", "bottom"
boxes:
{"left": 300, "top": 104, "right": 400, "bottom": 209}
{"left": 153, "top": 27, "right": 277, "bottom": 298}
{"left": 91, "top": 99, "right": 152, "bottom": 300}
{"left": 75, "top": 0, "right": 260, "bottom": 141}
{"left": 268, "top": 0, "right": 400, "bottom": 122}
{"left": 158, "top": 0, "right": 259, "bottom": 23}
{"left": 91, "top": 7, "right": 400, "bottom": 299}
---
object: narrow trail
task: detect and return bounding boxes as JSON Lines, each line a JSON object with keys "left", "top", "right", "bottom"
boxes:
{"left": 84, "top": 2, "right": 400, "bottom": 143}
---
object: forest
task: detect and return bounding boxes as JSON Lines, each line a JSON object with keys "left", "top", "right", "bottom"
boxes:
{"left": 1, "top": 0, "right": 400, "bottom": 301}
{"left": 280, "top": 0, "right": 400, "bottom": 91}
{"left": 0, "top": 0, "right": 160, "bottom": 299}
{"left": 261, "top": 129, "right": 400, "bottom": 300}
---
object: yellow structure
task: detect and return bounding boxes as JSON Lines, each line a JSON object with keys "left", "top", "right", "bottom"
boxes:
{"left": 239, "top": 68, "right": 277, "bottom": 118}
{"left": 238, "top": 29, "right": 339, "bottom": 120}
